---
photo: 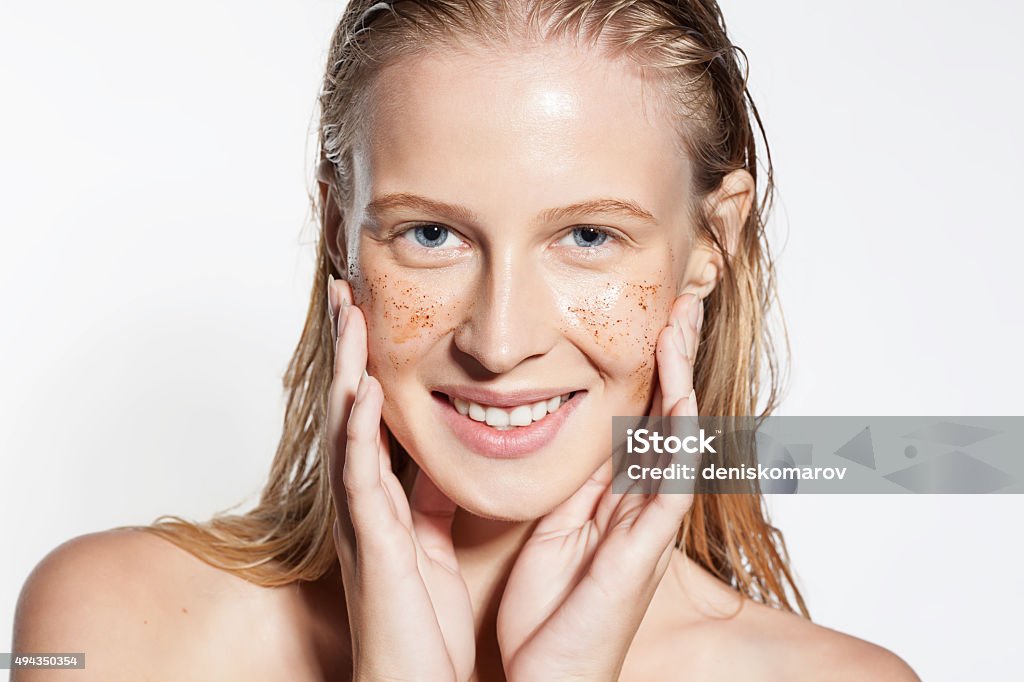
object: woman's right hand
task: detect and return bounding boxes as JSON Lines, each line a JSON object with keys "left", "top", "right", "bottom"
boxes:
{"left": 325, "top": 276, "right": 475, "bottom": 682}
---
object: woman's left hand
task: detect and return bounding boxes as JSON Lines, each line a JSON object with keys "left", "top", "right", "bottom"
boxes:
{"left": 496, "top": 292, "right": 704, "bottom": 682}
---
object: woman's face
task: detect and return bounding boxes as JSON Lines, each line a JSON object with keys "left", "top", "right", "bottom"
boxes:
{"left": 344, "top": 41, "right": 698, "bottom": 520}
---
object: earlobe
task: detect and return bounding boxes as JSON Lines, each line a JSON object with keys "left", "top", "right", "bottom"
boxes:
{"left": 677, "top": 249, "right": 722, "bottom": 300}
{"left": 699, "top": 261, "right": 719, "bottom": 292}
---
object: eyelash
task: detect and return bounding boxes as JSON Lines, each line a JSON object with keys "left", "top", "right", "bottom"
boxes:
{"left": 399, "top": 224, "right": 466, "bottom": 250}
{"left": 396, "top": 224, "right": 620, "bottom": 252}
{"left": 560, "top": 226, "right": 615, "bottom": 250}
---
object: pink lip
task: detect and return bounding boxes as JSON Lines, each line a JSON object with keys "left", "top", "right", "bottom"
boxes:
{"left": 432, "top": 390, "right": 585, "bottom": 459}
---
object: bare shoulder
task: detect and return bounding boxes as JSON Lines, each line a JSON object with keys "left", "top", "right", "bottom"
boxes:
{"left": 680, "top": 599, "right": 920, "bottom": 681}
{"left": 13, "top": 528, "right": 304, "bottom": 681}
{"left": 629, "top": 555, "right": 920, "bottom": 682}
{"left": 746, "top": 601, "right": 918, "bottom": 681}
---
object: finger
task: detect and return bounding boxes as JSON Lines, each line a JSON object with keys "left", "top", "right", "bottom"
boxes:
{"left": 325, "top": 288, "right": 363, "bottom": 549}
{"left": 342, "top": 373, "right": 393, "bottom": 532}
{"left": 327, "top": 274, "right": 337, "bottom": 343}
{"left": 325, "top": 301, "right": 366, "bottom": 532}
{"left": 594, "top": 485, "right": 632, "bottom": 534}
{"left": 534, "top": 457, "right": 613, "bottom": 535}
{"left": 327, "top": 276, "right": 353, "bottom": 346}
{"left": 325, "top": 302, "right": 368, "bottom": 498}
{"left": 377, "top": 423, "right": 414, "bottom": 530}
{"left": 655, "top": 318, "right": 691, "bottom": 419}
{"left": 599, "top": 486, "right": 647, "bottom": 534}
{"left": 635, "top": 390, "right": 698, "bottom": 544}
{"left": 671, "top": 291, "right": 702, "bottom": 365}
{"left": 333, "top": 297, "right": 362, "bottom": 381}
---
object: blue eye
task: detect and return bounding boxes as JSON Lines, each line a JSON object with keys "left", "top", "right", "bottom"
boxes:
{"left": 402, "top": 224, "right": 464, "bottom": 249}
{"left": 565, "top": 226, "right": 610, "bottom": 248}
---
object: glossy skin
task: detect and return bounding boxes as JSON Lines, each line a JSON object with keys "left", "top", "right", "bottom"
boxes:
{"left": 12, "top": 39, "right": 920, "bottom": 682}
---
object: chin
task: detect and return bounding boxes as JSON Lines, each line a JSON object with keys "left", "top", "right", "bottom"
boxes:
{"left": 451, "top": 485, "right": 559, "bottom": 522}
{"left": 392, "top": 435, "right": 582, "bottom": 522}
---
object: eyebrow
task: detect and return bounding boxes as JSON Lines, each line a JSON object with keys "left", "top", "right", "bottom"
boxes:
{"left": 365, "top": 192, "right": 658, "bottom": 228}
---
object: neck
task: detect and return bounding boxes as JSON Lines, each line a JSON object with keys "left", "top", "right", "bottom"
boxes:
{"left": 452, "top": 508, "right": 537, "bottom": 681}
{"left": 452, "top": 507, "right": 535, "bottom": 622}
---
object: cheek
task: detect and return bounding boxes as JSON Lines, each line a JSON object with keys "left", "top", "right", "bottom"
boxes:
{"left": 349, "top": 266, "right": 461, "bottom": 377}
{"left": 554, "top": 272, "right": 674, "bottom": 407}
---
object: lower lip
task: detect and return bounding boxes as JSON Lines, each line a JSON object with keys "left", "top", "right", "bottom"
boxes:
{"left": 433, "top": 391, "right": 585, "bottom": 459}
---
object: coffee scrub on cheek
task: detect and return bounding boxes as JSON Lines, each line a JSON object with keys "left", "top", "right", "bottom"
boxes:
{"left": 554, "top": 268, "right": 677, "bottom": 411}
{"left": 352, "top": 272, "right": 457, "bottom": 364}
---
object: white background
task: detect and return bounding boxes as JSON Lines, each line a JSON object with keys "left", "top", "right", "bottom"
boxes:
{"left": 2, "top": 1, "right": 1022, "bottom": 679}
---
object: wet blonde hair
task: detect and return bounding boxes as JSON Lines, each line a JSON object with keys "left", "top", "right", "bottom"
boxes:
{"left": 127, "top": 0, "right": 807, "bottom": 618}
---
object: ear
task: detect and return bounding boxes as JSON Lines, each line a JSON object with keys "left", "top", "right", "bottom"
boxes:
{"left": 318, "top": 160, "right": 347, "bottom": 277}
{"left": 678, "top": 168, "right": 755, "bottom": 298}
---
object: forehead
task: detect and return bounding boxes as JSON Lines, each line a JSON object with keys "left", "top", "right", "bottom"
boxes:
{"left": 353, "top": 41, "right": 691, "bottom": 220}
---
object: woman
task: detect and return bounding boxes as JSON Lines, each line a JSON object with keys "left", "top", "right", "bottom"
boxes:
{"left": 15, "top": 1, "right": 919, "bottom": 679}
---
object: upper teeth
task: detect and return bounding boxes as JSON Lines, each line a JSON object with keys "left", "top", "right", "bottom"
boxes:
{"left": 450, "top": 393, "right": 574, "bottom": 429}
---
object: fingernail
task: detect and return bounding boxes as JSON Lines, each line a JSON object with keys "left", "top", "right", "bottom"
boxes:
{"left": 696, "top": 298, "right": 704, "bottom": 333}
{"left": 687, "top": 294, "right": 701, "bottom": 329}
{"left": 362, "top": 368, "right": 369, "bottom": 380}
{"left": 327, "top": 274, "right": 336, "bottom": 323}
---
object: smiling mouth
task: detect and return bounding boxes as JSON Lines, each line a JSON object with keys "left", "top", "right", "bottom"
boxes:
{"left": 432, "top": 391, "right": 580, "bottom": 430}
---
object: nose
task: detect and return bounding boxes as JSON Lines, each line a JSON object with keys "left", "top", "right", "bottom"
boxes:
{"left": 452, "top": 250, "right": 559, "bottom": 374}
